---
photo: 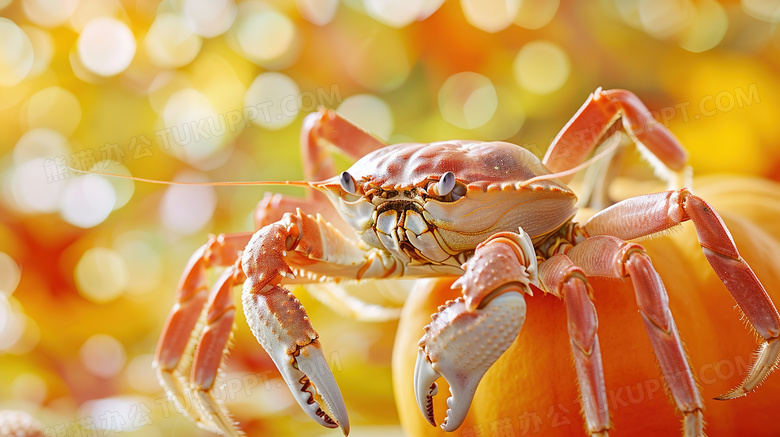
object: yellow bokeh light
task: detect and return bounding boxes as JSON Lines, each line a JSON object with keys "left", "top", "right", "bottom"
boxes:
{"left": 88, "top": 162, "right": 134, "bottom": 211}
{"left": 679, "top": 0, "right": 728, "bottom": 53}
{"left": 160, "top": 172, "right": 217, "bottom": 235}
{"left": 0, "top": 294, "right": 12, "bottom": 335}
{"left": 0, "top": 77, "right": 34, "bottom": 110}
{"left": 473, "top": 85, "right": 526, "bottom": 141}
{"left": 68, "top": 42, "right": 104, "bottom": 84}
{"left": 9, "top": 158, "right": 68, "bottom": 213}
{"left": 295, "top": 0, "right": 340, "bottom": 25}
{"left": 244, "top": 72, "right": 301, "bottom": 130}
{"left": 12, "top": 128, "right": 70, "bottom": 164}
{"left": 364, "top": 0, "right": 436, "bottom": 28}
{"left": 147, "top": 71, "right": 192, "bottom": 115}
{"left": 5, "top": 314, "right": 39, "bottom": 355}
{"left": 124, "top": 353, "right": 160, "bottom": 393}
{"left": 144, "top": 13, "right": 202, "bottom": 69}
{"left": 11, "top": 373, "right": 47, "bottom": 405}
{"left": 514, "top": 0, "right": 559, "bottom": 29}
{"left": 79, "top": 334, "right": 127, "bottom": 378}
{"left": 75, "top": 247, "right": 128, "bottom": 303}
{"left": 190, "top": 51, "right": 246, "bottom": 115}
{"left": 513, "top": 40, "right": 570, "bottom": 94}
{"left": 24, "top": 86, "right": 82, "bottom": 137}
{"left": 0, "top": 18, "right": 34, "bottom": 87}
{"left": 341, "top": 27, "right": 411, "bottom": 92}
{"left": 742, "top": 0, "right": 780, "bottom": 22}
{"left": 438, "top": 72, "right": 498, "bottom": 129}
{"left": 76, "top": 17, "right": 136, "bottom": 77}
{"left": 9, "top": 129, "right": 71, "bottom": 213}
{"left": 69, "top": 0, "right": 124, "bottom": 33}
{"left": 22, "top": 0, "right": 79, "bottom": 28}
{"left": 0, "top": 252, "right": 21, "bottom": 295}
{"left": 20, "top": 25, "right": 54, "bottom": 77}
{"left": 113, "top": 232, "right": 162, "bottom": 297}
{"left": 162, "top": 88, "right": 227, "bottom": 165}
{"left": 182, "top": 0, "right": 237, "bottom": 38}
{"left": 461, "top": 0, "right": 519, "bottom": 33}
{"left": 337, "top": 94, "right": 394, "bottom": 141}
{"left": 231, "top": 2, "right": 300, "bottom": 68}
{"left": 0, "top": 295, "right": 39, "bottom": 355}
{"left": 60, "top": 174, "right": 117, "bottom": 228}
{"left": 638, "top": 0, "right": 695, "bottom": 39}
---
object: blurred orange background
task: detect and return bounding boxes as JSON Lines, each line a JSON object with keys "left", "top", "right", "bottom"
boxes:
{"left": 2, "top": 0, "right": 780, "bottom": 436}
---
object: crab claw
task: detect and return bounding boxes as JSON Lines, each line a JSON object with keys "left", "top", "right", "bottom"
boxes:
{"left": 413, "top": 292, "right": 526, "bottom": 431}
{"left": 242, "top": 284, "right": 349, "bottom": 434}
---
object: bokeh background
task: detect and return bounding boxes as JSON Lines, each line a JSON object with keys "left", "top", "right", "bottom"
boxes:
{"left": 2, "top": 0, "right": 780, "bottom": 436}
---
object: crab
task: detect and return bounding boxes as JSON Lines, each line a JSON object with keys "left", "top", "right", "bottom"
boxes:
{"left": 151, "top": 88, "right": 780, "bottom": 436}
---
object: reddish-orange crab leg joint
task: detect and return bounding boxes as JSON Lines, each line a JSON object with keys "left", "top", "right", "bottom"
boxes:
{"left": 539, "top": 254, "right": 610, "bottom": 436}
{"left": 584, "top": 189, "right": 780, "bottom": 400}
{"left": 566, "top": 235, "right": 704, "bottom": 435}
{"left": 153, "top": 232, "right": 253, "bottom": 434}
{"left": 543, "top": 88, "right": 688, "bottom": 182}
{"left": 189, "top": 261, "right": 247, "bottom": 435}
{"left": 240, "top": 209, "right": 406, "bottom": 435}
{"left": 302, "top": 108, "right": 388, "bottom": 175}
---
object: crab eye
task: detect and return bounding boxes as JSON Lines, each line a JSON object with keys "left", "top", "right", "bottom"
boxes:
{"left": 437, "top": 171, "right": 456, "bottom": 196}
{"left": 339, "top": 171, "right": 357, "bottom": 194}
{"left": 451, "top": 183, "right": 466, "bottom": 200}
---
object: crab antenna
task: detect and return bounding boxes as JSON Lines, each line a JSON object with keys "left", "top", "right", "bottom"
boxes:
{"left": 518, "top": 134, "right": 624, "bottom": 187}
{"left": 67, "top": 167, "right": 316, "bottom": 188}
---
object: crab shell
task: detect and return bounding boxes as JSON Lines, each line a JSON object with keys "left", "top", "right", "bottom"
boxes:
{"left": 313, "top": 141, "right": 578, "bottom": 256}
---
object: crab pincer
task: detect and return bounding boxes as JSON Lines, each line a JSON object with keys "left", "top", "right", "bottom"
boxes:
{"left": 242, "top": 285, "right": 350, "bottom": 433}
{"left": 414, "top": 231, "right": 538, "bottom": 431}
{"left": 241, "top": 219, "right": 351, "bottom": 435}
{"left": 414, "top": 294, "right": 527, "bottom": 430}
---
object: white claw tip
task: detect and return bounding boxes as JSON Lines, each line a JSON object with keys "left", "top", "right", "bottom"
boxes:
{"left": 714, "top": 388, "right": 746, "bottom": 400}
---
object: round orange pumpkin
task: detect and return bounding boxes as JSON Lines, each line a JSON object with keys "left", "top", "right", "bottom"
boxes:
{"left": 393, "top": 176, "right": 780, "bottom": 436}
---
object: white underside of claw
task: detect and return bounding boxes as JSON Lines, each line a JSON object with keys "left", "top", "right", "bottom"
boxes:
{"left": 242, "top": 285, "right": 350, "bottom": 435}
{"left": 414, "top": 292, "right": 526, "bottom": 431}
{"left": 278, "top": 341, "right": 349, "bottom": 431}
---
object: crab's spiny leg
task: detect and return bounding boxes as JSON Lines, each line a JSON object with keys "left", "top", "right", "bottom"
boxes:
{"left": 189, "top": 263, "right": 246, "bottom": 436}
{"left": 255, "top": 192, "right": 329, "bottom": 229}
{"left": 153, "top": 232, "right": 253, "bottom": 433}
{"left": 302, "top": 108, "right": 387, "bottom": 176}
{"left": 543, "top": 88, "right": 687, "bottom": 184}
{"left": 539, "top": 254, "right": 610, "bottom": 437}
{"left": 584, "top": 189, "right": 780, "bottom": 399}
{"left": 567, "top": 236, "right": 704, "bottom": 436}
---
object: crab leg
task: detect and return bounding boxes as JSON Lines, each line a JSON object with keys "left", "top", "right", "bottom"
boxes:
{"left": 189, "top": 263, "right": 245, "bottom": 436}
{"left": 153, "top": 232, "right": 253, "bottom": 433}
{"left": 584, "top": 189, "right": 780, "bottom": 400}
{"left": 240, "top": 209, "right": 401, "bottom": 435}
{"left": 538, "top": 254, "right": 609, "bottom": 436}
{"left": 543, "top": 88, "right": 688, "bottom": 184}
{"left": 414, "top": 231, "right": 538, "bottom": 431}
{"left": 255, "top": 109, "right": 386, "bottom": 229}
{"left": 567, "top": 235, "right": 704, "bottom": 435}
{"left": 302, "top": 107, "right": 387, "bottom": 169}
